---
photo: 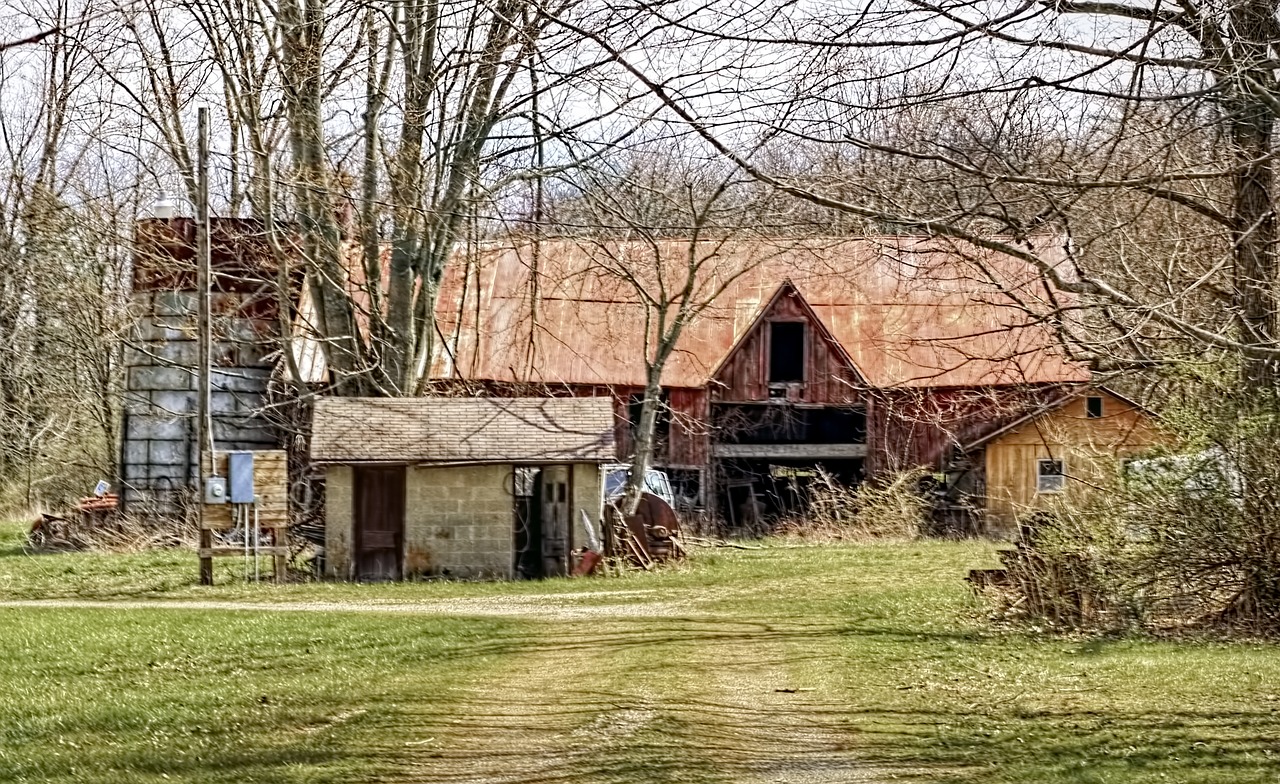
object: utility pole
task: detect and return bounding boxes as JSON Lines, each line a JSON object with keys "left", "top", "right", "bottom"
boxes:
{"left": 196, "top": 107, "right": 213, "bottom": 586}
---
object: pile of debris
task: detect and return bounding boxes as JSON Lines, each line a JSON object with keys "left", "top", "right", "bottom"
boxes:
{"left": 967, "top": 516, "right": 1107, "bottom": 627}
{"left": 29, "top": 492, "right": 193, "bottom": 552}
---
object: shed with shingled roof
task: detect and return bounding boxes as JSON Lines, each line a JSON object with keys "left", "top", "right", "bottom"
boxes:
{"left": 313, "top": 396, "right": 614, "bottom": 581}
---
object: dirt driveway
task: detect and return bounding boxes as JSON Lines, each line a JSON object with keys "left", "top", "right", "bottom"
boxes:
{"left": 2, "top": 589, "right": 917, "bottom": 782}
{"left": 0, "top": 589, "right": 689, "bottom": 621}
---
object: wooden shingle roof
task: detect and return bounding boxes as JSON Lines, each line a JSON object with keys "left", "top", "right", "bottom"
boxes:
{"left": 311, "top": 396, "right": 616, "bottom": 464}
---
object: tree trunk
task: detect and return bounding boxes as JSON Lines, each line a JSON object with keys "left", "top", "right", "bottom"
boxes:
{"left": 1229, "top": 0, "right": 1277, "bottom": 391}
{"left": 280, "top": 0, "right": 365, "bottom": 394}
{"left": 623, "top": 367, "right": 665, "bottom": 516}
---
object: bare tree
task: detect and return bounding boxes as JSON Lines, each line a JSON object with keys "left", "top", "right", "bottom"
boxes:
{"left": 574, "top": 0, "right": 1280, "bottom": 621}
{"left": 0, "top": 2, "right": 137, "bottom": 509}
{"left": 573, "top": 2, "right": 1280, "bottom": 390}
{"left": 537, "top": 147, "right": 797, "bottom": 512}
{"left": 65, "top": 0, "right": 636, "bottom": 396}
{"left": 270, "top": 0, "right": 637, "bottom": 396}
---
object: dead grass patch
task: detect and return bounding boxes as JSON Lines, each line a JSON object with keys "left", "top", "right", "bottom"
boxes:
{"left": 776, "top": 468, "right": 928, "bottom": 542}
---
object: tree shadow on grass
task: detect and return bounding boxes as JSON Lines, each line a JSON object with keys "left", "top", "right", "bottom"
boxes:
{"left": 849, "top": 705, "right": 1280, "bottom": 783}
{"left": 430, "top": 618, "right": 1280, "bottom": 783}
{"left": 11, "top": 612, "right": 1272, "bottom": 783}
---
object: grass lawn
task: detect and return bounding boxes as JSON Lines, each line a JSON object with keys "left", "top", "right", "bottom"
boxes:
{"left": 0, "top": 521, "right": 1277, "bottom": 783}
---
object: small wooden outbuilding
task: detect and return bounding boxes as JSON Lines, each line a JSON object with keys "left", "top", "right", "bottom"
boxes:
{"left": 311, "top": 396, "right": 614, "bottom": 580}
{"left": 953, "top": 388, "right": 1167, "bottom": 535}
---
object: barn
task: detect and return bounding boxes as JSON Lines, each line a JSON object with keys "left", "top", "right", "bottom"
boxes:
{"left": 310, "top": 396, "right": 613, "bottom": 580}
{"left": 126, "top": 221, "right": 1167, "bottom": 539}
{"left": 405, "top": 235, "right": 1155, "bottom": 533}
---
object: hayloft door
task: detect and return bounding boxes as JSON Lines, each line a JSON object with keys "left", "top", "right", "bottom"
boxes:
{"left": 354, "top": 466, "right": 406, "bottom": 581}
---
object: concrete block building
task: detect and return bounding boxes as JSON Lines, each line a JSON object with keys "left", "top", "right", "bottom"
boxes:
{"left": 311, "top": 396, "right": 614, "bottom": 580}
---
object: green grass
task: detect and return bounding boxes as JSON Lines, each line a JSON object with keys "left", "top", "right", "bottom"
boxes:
{"left": 1, "top": 521, "right": 1278, "bottom": 782}
{"left": 0, "top": 608, "right": 526, "bottom": 783}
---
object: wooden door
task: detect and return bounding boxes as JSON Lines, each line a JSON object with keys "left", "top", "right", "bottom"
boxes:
{"left": 354, "top": 466, "right": 405, "bottom": 581}
{"left": 540, "top": 466, "right": 570, "bottom": 577}
{"left": 514, "top": 468, "right": 542, "bottom": 579}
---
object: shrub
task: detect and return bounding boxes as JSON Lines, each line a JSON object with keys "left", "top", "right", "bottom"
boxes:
{"left": 994, "top": 406, "right": 1280, "bottom": 635}
{"left": 28, "top": 511, "right": 197, "bottom": 553}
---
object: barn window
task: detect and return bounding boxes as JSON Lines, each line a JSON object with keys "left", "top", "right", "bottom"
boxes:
{"left": 769, "top": 322, "right": 805, "bottom": 383}
{"left": 627, "top": 392, "right": 671, "bottom": 443}
{"left": 1086, "top": 396, "right": 1103, "bottom": 419}
{"left": 1037, "top": 459, "right": 1065, "bottom": 493}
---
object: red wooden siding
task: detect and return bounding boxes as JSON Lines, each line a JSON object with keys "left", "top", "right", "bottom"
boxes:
{"left": 667, "top": 388, "right": 709, "bottom": 466}
{"left": 865, "top": 386, "right": 1070, "bottom": 478}
{"left": 610, "top": 386, "right": 708, "bottom": 466}
{"left": 612, "top": 390, "right": 638, "bottom": 459}
{"left": 712, "top": 287, "right": 864, "bottom": 404}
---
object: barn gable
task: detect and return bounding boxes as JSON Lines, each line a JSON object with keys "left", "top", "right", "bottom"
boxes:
{"left": 710, "top": 281, "right": 866, "bottom": 405}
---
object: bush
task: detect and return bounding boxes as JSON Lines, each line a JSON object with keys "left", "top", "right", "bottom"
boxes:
{"left": 29, "top": 512, "right": 197, "bottom": 553}
{"left": 994, "top": 404, "right": 1280, "bottom": 636}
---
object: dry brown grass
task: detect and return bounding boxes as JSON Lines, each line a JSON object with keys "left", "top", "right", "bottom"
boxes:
{"left": 27, "top": 512, "right": 197, "bottom": 553}
{"left": 775, "top": 468, "right": 927, "bottom": 542}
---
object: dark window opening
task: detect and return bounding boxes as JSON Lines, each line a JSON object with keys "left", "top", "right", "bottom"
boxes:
{"left": 813, "top": 407, "right": 867, "bottom": 443}
{"left": 627, "top": 392, "right": 671, "bottom": 436}
{"left": 666, "top": 468, "right": 704, "bottom": 512}
{"left": 712, "top": 403, "right": 866, "bottom": 444}
{"left": 769, "top": 322, "right": 806, "bottom": 383}
{"left": 627, "top": 391, "right": 671, "bottom": 456}
{"left": 1086, "top": 396, "right": 1103, "bottom": 419}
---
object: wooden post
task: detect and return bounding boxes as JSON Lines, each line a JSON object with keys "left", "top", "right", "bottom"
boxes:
{"left": 274, "top": 544, "right": 287, "bottom": 584}
{"left": 196, "top": 107, "right": 213, "bottom": 586}
{"left": 199, "top": 528, "right": 213, "bottom": 584}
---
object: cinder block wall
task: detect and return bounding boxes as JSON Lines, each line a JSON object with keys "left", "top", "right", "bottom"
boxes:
{"left": 405, "top": 464, "right": 514, "bottom": 579}
{"left": 324, "top": 462, "right": 603, "bottom": 580}
{"left": 324, "top": 465, "right": 354, "bottom": 579}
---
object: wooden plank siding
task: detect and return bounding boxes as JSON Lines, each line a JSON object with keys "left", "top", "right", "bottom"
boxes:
{"left": 667, "top": 388, "right": 709, "bottom": 466}
{"left": 865, "top": 387, "right": 1059, "bottom": 479}
{"left": 201, "top": 449, "right": 290, "bottom": 530}
{"left": 982, "top": 391, "right": 1167, "bottom": 534}
{"left": 610, "top": 387, "right": 709, "bottom": 467}
{"left": 711, "top": 287, "right": 863, "bottom": 405}
{"left": 610, "top": 387, "right": 642, "bottom": 461}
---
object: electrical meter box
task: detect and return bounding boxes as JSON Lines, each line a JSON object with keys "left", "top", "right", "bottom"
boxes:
{"left": 227, "top": 451, "right": 255, "bottom": 504}
{"left": 204, "top": 476, "right": 227, "bottom": 505}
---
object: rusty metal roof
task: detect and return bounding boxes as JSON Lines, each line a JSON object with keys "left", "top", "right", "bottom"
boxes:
{"left": 311, "top": 396, "right": 616, "bottom": 464}
{"left": 433, "top": 236, "right": 1090, "bottom": 389}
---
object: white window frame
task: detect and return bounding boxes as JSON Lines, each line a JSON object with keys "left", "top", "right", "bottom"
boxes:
{"left": 1037, "top": 458, "right": 1066, "bottom": 494}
